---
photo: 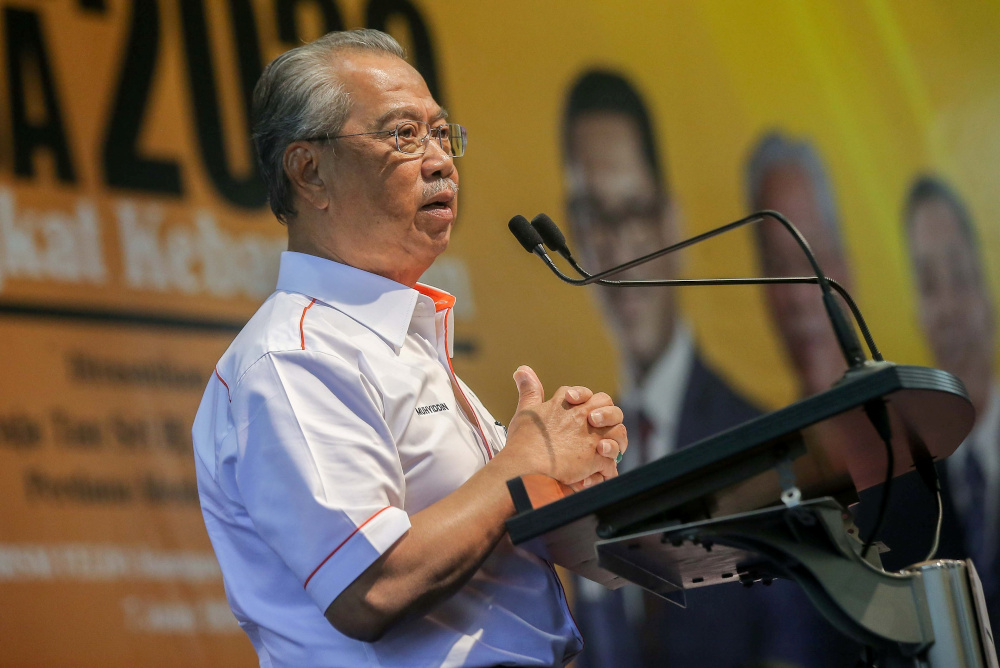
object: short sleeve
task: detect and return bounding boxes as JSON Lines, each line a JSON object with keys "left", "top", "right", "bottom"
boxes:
{"left": 231, "top": 350, "right": 411, "bottom": 612}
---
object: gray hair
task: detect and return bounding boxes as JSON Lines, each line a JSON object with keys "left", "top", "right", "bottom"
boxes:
{"left": 252, "top": 29, "right": 405, "bottom": 223}
{"left": 744, "top": 131, "right": 843, "bottom": 254}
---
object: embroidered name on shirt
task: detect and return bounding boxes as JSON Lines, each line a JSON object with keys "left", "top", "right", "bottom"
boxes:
{"left": 415, "top": 403, "right": 450, "bottom": 415}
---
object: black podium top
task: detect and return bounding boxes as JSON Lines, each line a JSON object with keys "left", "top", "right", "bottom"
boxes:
{"left": 507, "top": 363, "right": 973, "bottom": 553}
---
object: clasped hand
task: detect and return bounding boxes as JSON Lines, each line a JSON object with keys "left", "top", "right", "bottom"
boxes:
{"left": 504, "top": 365, "right": 627, "bottom": 491}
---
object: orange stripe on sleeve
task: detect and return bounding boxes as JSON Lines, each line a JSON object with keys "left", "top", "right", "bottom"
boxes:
{"left": 300, "top": 298, "right": 318, "bottom": 350}
{"left": 214, "top": 368, "right": 231, "bottom": 403}
{"left": 304, "top": 506, "right": 393, "bottom": 589}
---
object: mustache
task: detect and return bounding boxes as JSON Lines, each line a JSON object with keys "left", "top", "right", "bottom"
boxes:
{"left": 423, "top": 178, "right": 459, "bottom": 199}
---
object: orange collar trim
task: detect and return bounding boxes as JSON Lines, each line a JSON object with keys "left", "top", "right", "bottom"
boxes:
{"left": 414, "top": 284, "right": 456, "bottom": 312}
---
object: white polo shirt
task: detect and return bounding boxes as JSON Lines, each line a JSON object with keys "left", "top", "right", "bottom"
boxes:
{"left": 193, "top": 251, "right": 581, "bottom": 668}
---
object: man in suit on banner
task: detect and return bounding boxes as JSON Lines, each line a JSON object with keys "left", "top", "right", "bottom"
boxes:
{"left": 745, "top": 133, "right": 856, "bottom": 399}
{"left": 745, "top": 133, "right": 991, "bottom": 665}
{"left": 562, "top": 72, "right": 850, "bottom": 667}
{"left": 748, "top": 137, "right": 974, "bottom": 582}
{"left": 743, "top": 132, "right": 927, "bottom": 666}
{"left": 904, "top": 175, "right": 999, "bottom": 630}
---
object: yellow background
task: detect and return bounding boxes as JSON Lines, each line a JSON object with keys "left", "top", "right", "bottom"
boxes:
{"left": 442, "top": 1, "right": 1000, "bottom": 413}
{"left": 1, "top": 1, "right": 997, "bottom": 664}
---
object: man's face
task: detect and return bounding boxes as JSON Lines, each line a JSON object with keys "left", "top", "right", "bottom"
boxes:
{"left": 756, "top": 163, "right": 850, "bottom": 396}
{"left": 316, "top": 52, "right": 458, "bottom": 285}
{"left": 565, "top": 111, "right": 679, "bottom": 374}
{"left": 908, "top": 197, "right": 995, "bottom": 411}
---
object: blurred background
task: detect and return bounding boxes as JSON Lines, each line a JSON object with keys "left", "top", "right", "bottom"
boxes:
{"left": 1, "top": 1, "right": 998, "bottom": 665}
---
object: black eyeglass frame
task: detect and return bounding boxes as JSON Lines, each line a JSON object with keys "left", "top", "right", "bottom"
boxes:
{"left": 302, "top": 120, "right": 467, "bottom": 157}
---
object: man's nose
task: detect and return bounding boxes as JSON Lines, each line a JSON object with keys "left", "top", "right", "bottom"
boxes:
{"left": 421, "top": 139, "right": 456, "bottom": 180}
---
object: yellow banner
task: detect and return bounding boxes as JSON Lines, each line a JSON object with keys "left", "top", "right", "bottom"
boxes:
{"left": 1, "top": 1, "right": 998, "bottom": 665}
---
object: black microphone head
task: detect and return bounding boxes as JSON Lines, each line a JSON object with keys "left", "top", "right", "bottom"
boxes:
{"left": 508, "top": 215, "right": 544, "bottom": 253}
{"left": 530, "top": 213, "right": 570, "bottom": 255}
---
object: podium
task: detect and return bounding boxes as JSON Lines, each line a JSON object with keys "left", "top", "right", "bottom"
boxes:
{"left": 506, "top": 362, "right": 998, "bottom": 667}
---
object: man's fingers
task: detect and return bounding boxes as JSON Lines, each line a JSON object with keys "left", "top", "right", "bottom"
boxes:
{"left": 598, "top": 438, "right": 620, "bottom": 459}
{"left": 569, "top": 472, "right": 606, "bottom": 492}
{"left": 567, "top": 454, "right": 620, "bottom": 492}
{"left": 513, "top": 365, "right": 545, "bottom": 412}
{"left": 588, "top": 405, "right": 624, "bottom": 429}
{"left": 598, "top": 456, "right": 619, "bottom": 480}
{"left": 562, "top": 386, "right": 594, "bottom": 405}
{"left": 509, "top": 374, "right": 624, "bottom": 484}
{"left": 603, "top": 424, "right": 628, "bottom": 455}
{"left": 585, "top": 392, "right": 614, "bottom": 409}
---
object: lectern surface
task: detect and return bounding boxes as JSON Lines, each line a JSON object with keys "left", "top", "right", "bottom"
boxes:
{"left": 507, "top": 363, "right": 972, "bottom": 559}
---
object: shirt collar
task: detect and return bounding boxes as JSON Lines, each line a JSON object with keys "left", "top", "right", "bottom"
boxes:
{"left": 275, "top": 251, "right": 455, "bottom": 351}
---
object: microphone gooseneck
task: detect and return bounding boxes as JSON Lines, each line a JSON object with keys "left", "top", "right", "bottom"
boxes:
{"left": 515, "top": 211, "right": 882, "bottom": 364}
{"left": 513, "top": 210, "right": 906, "bottom": 565}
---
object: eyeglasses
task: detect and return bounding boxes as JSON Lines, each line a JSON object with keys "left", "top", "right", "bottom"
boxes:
{"left": 304, "top": 120, "right": 467, "bottom": 157}
{"left": 568, "top": 195, "right": 666, "bottom": 231}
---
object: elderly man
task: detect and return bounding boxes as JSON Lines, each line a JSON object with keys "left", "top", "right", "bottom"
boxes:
{"left": 193, "top": 30, "right": 625, "bottom": 667}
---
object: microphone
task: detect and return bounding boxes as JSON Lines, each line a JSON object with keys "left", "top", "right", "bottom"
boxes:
{"left": 531, "top": 214, "right": 571, "bottom": 259}
{"left": 508, "top": 214, "right": 577, "bottom": 281}
{"left": 531, "top": 214, "right": 597, "bottom": 281}
{"left": 510, "top": 212, "right": 881, "bottom": 364}
{"left": 507, "top": 215, "right": 546, "bottom": 255}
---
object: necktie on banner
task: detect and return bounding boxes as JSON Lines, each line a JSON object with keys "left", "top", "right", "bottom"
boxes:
{"left": 622, "top": 407, "right": 656, "bottom": 468}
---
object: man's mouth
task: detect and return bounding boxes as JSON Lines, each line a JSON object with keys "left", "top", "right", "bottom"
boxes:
{"left": 419, "top": 193, "right": 456, "bottom": 221}
{"left": 418, "top": 179, "right": 458, "bottom": 221}
{"left": 418, "top": 191, "right": 456, "bottom": 222}
{"left": 422, "top": 190, "right": 456, "bottom": 209}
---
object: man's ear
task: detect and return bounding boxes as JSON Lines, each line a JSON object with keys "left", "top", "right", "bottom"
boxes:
{"left": 284, "top": 141, "right": 330, "bottom": 213}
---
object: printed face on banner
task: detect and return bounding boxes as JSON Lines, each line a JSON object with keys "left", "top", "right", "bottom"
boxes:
{"left": 312, "top": 52, "right": 458, "bottom": 285}
{"left": 908, "top": 196, "right": 996, "bottom": 411}
{"left": 566, "top": 111, "right": 679, "bottom": 375}
{"left": 755, "top": 162, "right": 851, "bottom": 397}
